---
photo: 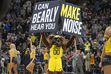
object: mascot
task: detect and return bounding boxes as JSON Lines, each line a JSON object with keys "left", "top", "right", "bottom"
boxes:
{"left": 101, "top": 26, "right": 111, "bottom": 74}
{"left": 41, "top": 32, "right": 75, "bottom": 74}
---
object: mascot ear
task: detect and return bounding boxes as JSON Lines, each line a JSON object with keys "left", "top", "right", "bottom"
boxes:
{"left": 47, "top": 34, "right": 54, "bottom": 43}
{"left": 0, "top": 0, "right": 11, "bottom": 19}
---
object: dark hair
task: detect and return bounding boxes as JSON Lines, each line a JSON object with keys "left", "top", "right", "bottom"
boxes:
{"left": 77, "top": 45, "right": 82, "bottom": 51}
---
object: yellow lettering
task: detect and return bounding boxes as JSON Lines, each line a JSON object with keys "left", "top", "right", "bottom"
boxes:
{"left": 72, "top": 7, "right": 77, "bottom": 20}
{"left": 67, "top": 6, "right": 72, "bottom": 18}
{"left": 61, "top": 4, "right": 81, "bottom": 21}
{"left": 61, "top": 4, "right": 68, "bottom": 17}
{"left": 76, "top": 8, "right": 80, "bottom": 20}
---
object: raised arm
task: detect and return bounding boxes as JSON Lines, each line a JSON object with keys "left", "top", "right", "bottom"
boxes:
{"left": 28, "top": 37, "right": 32, "bottom": 51}
{"left": 41, "top": 32, "right": 50, "bottom": 48}
{"left": 65, "top": 35, "right": 75, "bottom": 48}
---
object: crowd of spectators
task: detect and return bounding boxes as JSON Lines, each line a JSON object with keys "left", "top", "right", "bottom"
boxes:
{"left": 0, "top": 0, "right": 111, "bottom": 74}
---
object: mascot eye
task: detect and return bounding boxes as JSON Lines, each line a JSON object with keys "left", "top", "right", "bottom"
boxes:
{"left": 55, "top": 38, "right": 61, "bottom": 41}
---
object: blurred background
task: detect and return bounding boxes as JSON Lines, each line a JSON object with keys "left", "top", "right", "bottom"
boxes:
{"left": 0, "top": 0, "right": 111, "bottom": 74}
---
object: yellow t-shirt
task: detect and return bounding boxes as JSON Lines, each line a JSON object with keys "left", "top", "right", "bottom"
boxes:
{"left": 31, "top": 35, "right": 36, "bottom": 43}
{"left": 50, "top": 45, "right": 63, "bottom": 59}
{"left": 85, "top": 41, "right": 90, "bottom": 51}
{"left": 9, "top": 49, "right": 18, "bottom": 58}
{"left": 105, "top": 37, "right": 111, "bottom": 53}
{"left": 25, "top": 50, "right": 28, "bottom": 54}
{"left": 44, "top": 52, "right": 49, "bottom": 60}
{"left": 30, "top": 49, "right": 36, "bottom": 59}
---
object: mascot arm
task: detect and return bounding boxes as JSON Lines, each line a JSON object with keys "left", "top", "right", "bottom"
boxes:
{"left": 65, "top": 35, "right": 75, "bottom": 48}
{"left": 41, "top": 32, "right": 50, "bottom": 48}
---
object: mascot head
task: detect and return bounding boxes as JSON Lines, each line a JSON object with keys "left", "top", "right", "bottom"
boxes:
{"left": 52, "top": 35, "right": 63, "bottom": 46}
{"left": 47, "top": 34, "right": 65, "bottom": 47}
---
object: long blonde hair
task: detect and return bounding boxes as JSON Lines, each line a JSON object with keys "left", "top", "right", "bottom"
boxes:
{"left": 10, "top": 43, "right": 16, "bottom": 50}
{"left": 9, "top": 43, "right": 18, "bottom": 58}
{"left": 104, "top": 26, "right": 111, "bottom": 39}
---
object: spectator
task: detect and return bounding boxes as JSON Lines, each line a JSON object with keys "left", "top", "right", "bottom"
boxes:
{"left": 84, "top": 51, "right": 90, "bottom": 74}
{"left": 31, "top": 33, "right": 36, "bottom": 44}
{"left": 72, "top": 45, "right": 84, "bottom": 74}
